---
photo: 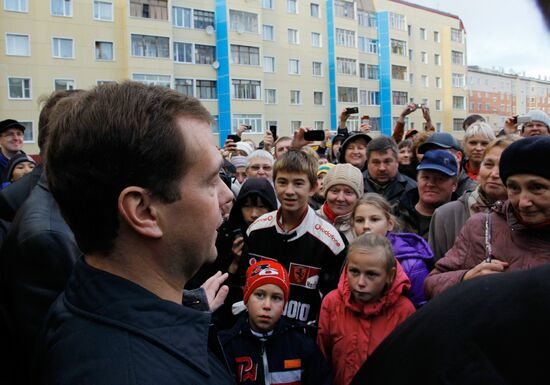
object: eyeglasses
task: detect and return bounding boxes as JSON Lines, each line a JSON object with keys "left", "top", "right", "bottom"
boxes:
{"left": 2, "top": 131, "right": 24, "bottom": 138}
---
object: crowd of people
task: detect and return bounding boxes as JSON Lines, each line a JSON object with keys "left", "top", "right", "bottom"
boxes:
{"left": 0, "top": 82, "right": 549, "bottom": 385}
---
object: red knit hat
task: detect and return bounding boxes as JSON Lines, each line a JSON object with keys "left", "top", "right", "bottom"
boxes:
{"left": 243, "top": 260, "right": 290, "bottom": 304}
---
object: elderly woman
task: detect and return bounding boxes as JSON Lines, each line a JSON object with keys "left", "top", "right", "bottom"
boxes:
{"left": 424, "top": 136, "right": 550, "bottom": 298}
{"left": 316, "top": 163, "right": 364, "bottom": 242}
{"left": 428, "top": 135, "right": 520, "bottom": 261}
{"left": 463, "top": 122, "right": 496, "bottom": 180}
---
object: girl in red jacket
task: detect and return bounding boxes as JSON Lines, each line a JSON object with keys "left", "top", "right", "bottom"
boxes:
{"left": 317, "top": 233, "right": 415, "bottom": 385}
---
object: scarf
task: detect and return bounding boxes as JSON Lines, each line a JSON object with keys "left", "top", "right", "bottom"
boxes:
{"left": 467, "top": 186, "right": 497, "bottom": 216}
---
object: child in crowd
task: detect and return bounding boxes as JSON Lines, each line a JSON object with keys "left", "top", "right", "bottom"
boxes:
{"left": 310, "top": 163, "right": 335, "bottom": 210}
{"left": 352, "top": 193, "right": 433, "bottom": 308}
{"left": 242, "top": 150, "right": 347, "bottom": 327}
{"left": 220, "top": 260, "right": 331, "bottom": 385}
{"left": 1, "top": 153, "right": 36, "bottom": 189}
{"left": 317, "top": 233, "right": 415, "bottom": 385}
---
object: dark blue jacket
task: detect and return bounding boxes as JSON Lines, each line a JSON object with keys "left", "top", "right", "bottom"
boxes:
{"left": 32, "top": 258, "right": 236, "bottom": 385}
{"left": 220, "top": 313, "right": 331, "bottom": 385}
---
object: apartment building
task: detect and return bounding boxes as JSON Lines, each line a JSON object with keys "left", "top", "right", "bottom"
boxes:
{"left": 467, "top": 65, "right": 550, "bottom": 131}
{"left": 1, "top": 0, "right": 467, "bottom": 154}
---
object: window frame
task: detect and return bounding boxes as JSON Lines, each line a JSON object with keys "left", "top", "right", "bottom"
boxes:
{"left": 51, "top": 36, "right": 75, "bottom": 59}
{"left": 95, "top": 40, "right": 114, "bottom": 60}
{"left": 93, "top": 0, "right": 113, "bottom": 21}
{"left": 7, "top": 76, "right": 32, "bottom": 100}
{"left": 5, "top": 33, "right": 30, "bottom": 56}
{"left": 51, "top": 0, "right": 72, "bottom": 17}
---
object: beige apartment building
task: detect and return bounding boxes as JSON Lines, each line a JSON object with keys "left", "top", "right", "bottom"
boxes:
{"left": 1, "top": 0, "right": 467, "bottom": 154}
{"left": 467, "top": 65, "right": 550, "bottom": 132}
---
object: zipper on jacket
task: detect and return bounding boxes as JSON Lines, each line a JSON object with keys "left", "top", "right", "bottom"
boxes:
{"left": 261, "top": 341, "right": 271, "bottom": 385}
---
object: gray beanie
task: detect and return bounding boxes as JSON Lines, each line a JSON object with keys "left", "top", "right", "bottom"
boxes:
{"left": 526, "top": 110, "right": 550, "bottom": 130}
{"left": 323, "top": 163, "right": 364, "bottom": 198}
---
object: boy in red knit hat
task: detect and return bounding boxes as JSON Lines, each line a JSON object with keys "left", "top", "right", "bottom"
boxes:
{"left": 220, "top": 260, "right": 331, "bottom": 385}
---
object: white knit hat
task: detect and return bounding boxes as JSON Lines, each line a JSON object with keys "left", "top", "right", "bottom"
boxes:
{"left": 526, "top": 110, "right": 550, "bottom": 129}
{"left": 323, "top": 163, "right": 364, "bottom": 198}
{"left": 236, "top": 141, "right": 253, "bottom": 156}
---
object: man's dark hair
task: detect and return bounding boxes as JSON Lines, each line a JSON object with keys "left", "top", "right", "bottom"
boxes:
{"left": 273, "top": 149, "right": 318, "bottom": 187}
{"left": 46, "top": 81, "right": 212, "bottom": 254}
{"left": 366, "top": 136, "right": 399, "bottom": 161}
{"left": 37, "top": 89, "right": 84, "bottom": 153}
{"left": 462, "top": 114, "right": 485, "bottom": 131}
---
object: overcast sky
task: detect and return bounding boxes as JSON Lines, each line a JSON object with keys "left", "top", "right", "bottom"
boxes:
{"left": 409, "top": 0, "right": 550, "bottom": 79}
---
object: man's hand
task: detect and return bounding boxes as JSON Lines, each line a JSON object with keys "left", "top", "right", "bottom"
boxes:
{"left": 291, "top": 127, "right": 312, "bottom": 150}
{"left": 223, "top": 138, "right": 238, "bottom": 154}
{"left": 503, "top": 115, "right": 519, "bottom": 134}
{"left": 201, "top": 271, "right": 229, "bottom": 312}
{"left": 338, "top": 108, "right": 350, "bottom": 128}
{"left": 236, "top": 124, "right": 249, "bottom": 137}
{"left": 263, "top": 130, "right": 274, "bottom": 152}
{"left": 462, "top": 259, "right": 509, "bottom": 281}
{"left": 359, "top": 122, "right": 371, "bottom": 133}
{"left": 421, "top": 105, "right": 434, "bottom": 131}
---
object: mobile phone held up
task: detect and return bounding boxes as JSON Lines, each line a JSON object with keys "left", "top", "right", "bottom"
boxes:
{"left": 303, "top": 130, "right": 325, "bottom": 141}
{"left": 227, "top": 134, "right": 241, "bottom": 142}
{"left": 269, "top": 125, "right": 278, "bottom": 141}
{"left": 346, "top": 107, "right": 359, "bottom": 114}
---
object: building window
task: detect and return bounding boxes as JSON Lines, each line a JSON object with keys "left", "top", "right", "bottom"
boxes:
{"left": 314, "top": 121, "right": 324, "bottom": 130}
{"left": 367, "top": 91, "right": 380, "bottom": 105}
{"left": 311, "top": 32, "right": 322, "bottom": 47}
{"left": 358, "top": 11, "right": 376, "bottom": 27}
{"left": 391, "top": 39, "right": 406, "bottom": 56}
{"left": 434, "top": 54, "right": 441, "bottom": 65}
{"left": 453, "top": 96, "right": 465, "bottom": 109}
{"left": 18, "top": 121, "right": 33, "bottom": 142}
{"left": 131, "top": 34, "right": 169, "bottom": 58}
{"left": 233, "top": 114, "right": 262, "bottom": 133}
{"left": 435, "top": 77, "right": 442, "bottom": 88}
{"left": 367, "top": 38, "right": 378, "bottom": 54}
{"left": 338, "top": 87, "right": 357, "bottom": 103}
{"left": 391, "top": 65, "right": 407, "bottom": 80}
{"left": 359, "top": 63, "right": 366, "bottom": 79}
{"left": 51, "top": 0, "right": 72, "bottom": 16}
{"left": 367, "top": 64, "right": 379, "bottom": 80}
{"left": 435, "top": 122, "right": 442, "bottom": 132}
{"left": 94, "top": 0, "right": 113, "bottom": 21}
{"left": 359, "top": 90, "right": 367, "bottom": 105}
{"left": 389, "top": 12, "right": 406, "bottom": 30}
{"left": 290, "top": 90, "right": 301, "bottom": 105}
{"left": 336, "top": 28, "right": 355, "bottom": 47}
{"left": 451, "top": 28, "right": 463, "bottom": 43}
{"left": 52, "top": 37, "right": 74, "bottom": 58}
{"left": 130, "top": 0, "right": 168, "bottom": 20}
{"left": 453, "top": 118, "right": 464, "bottom": 131}
{"left": 229, "top": 10, "right": 258, "bottom": 33}
{"left": 173, "top": 42, "right": 192, "bottom": 63}
{"left": 232, "top": 79, "right": 261, "bottom": 100}
{"left": 194, "top": 9, "right": 215, "bottom": 29}
{"left": 313, "top": 91, "right": 323, "bottom": 105}
{"left": 132, "top": 74, "right": 170, "bottom": 87}
{"left": 5, "top": 33, "right": 30, "bottom": 56}
{"left": 435, "top": 99, "right": 442, "bottom": 111}
{"left": 265, "top": 88, "right": 276, "bottom": 104}
{"left": 288, "top": 29, "right": 299, "bottom": 44}
{"left": 288, "top": 59, "right": 300, "bottom": 74}
{"left": 392, "top": 91, "right": 408, "bottom": 105}
{"left": 175, "top": 78, "right": 193, "bottom": 96}
{"left": 262, "top": 0, "right": 273, "bottom": 9}
{"left": 54, "top": 78, "right": 75, "bottom": 90}
{"left": 290, "top": 120, "right": 302, "bottom": 132}
{"left": 434, "top": 30, "right": 440, "bottom": 42}
{"left": 421, "top": 75, "right": 428, "bottom": 87}
{"left": 231, "top": 45, "right": 259, "bottom": 65}
{"left": 312, "top": 61, "right": 322, "bottom": 76}
{"left": 334, "top": 0, "right": 354, "bottom": 18}
{"left": 195, "top": 44, "right": 216, "bottom": 64}
{"left": 4, "top": 0, "right": 28, "bottom": 12}
{"left": 8, "top": 77, "right": 31, "bottom": 99}
{"left": 263, "top": 25, "right": 275, "bottom": 41}
{"left": 452, "top": 73, "right": 465, "bottom": 88}
{"left": 172, "top": 6, "right": 191, "bottom": 28}
{"left": 196, "top": 80, "right": 217, "bottom": 99}
{"left": 452, "top": 50, "right": 464, "bottom": 65}
{"left": 419, "top": 27, "right": 426, "bottom": 40}
{"left": 263, "top": 56, "right": 275, "bottom": 72}
{"left": 310, "top": 3, "right": 320, "bottom": 17}
{"left": 95, "top": 41, "right": 113, "bottom": 60}
{"left": 337, "top": 57, "right": 356, "bottom": 76}
{"left": 421, "top": 51, "right": 428, "bottom": 64}
{"left": 409, "top": 73, "right": 414, "bottom": 85}
{"left": 287, "top": 0, "right": 297, "bottom": 13}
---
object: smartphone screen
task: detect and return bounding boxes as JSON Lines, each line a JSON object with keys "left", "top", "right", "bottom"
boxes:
{"left": 227, "top": 134, "right": 241, "bottom": 142}
{"left": 304, "top": 130, "right": 325, "bottom": 141}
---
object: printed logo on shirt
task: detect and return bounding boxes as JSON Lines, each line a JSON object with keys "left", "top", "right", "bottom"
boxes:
{"left": 235, "top": 356, "right": 258, "bottom": 382}
{"left": 289, "top": 263, "right": 320, "bottom": 289}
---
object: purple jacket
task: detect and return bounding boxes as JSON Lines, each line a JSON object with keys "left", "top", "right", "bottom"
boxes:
{"left": 387, "top": 232, "right": 434, "bottom": 308}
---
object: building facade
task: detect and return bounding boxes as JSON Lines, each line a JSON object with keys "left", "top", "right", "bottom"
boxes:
{"left": 1, "top": 0, "right": 467, "bottom": 154}
{"left": 467, "top": 65, "right": 550, "bottom": 132}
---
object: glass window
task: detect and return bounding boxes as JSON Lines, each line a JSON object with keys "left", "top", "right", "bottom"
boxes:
{"left": 195, "top": 44, "right": 216, "bottom": 64}
{"left": 452, "top": 96, "right": 465, "bottom": 109}
{"left": 194, "top": 9, "right": 215, "bottom": 29}
{"left": 310, "top": 3, "right": 320, "bottom": 17}
{"left": 287, "top": 0, "right": 297, "bottom": 13}
{"left": 263, "top": 56, "right": 275, "bottom": 72}
{"left": 391, "top": 39, "right": 406, "bottom": 56}
{"left": 436, "top": 77, "right": 442, "bottom": 88}
{"left": 19, "top": 121, "right": 33, "bottom": 142}
{"left": 175, "top": 78, "right": 193, "bottom": 96}
{"left": 419, "top": 27, "right": 426, "bottom": 40}
{"left": 312, "top": 61, "right": 322, "bottom": 76}
{"left": 421, "top": 75, "right": 428, "bottom": 87}
{"left": 232, "top": 79, "right": 261, "bottom": 100}
{"left": 337, "top": 57, "right": 356, "bottom": 76}
{"left": 288, "top": 29, "right": 299, "bottom": 44}
{"left": 51, "top": 0, "right": 72, "bottom": 16}
{"left": 434, "top": 54, "right": 441, "bottom": 65}
{"left": 336, "top": 28, "right": 355, "bottom": 47}
{"left": 95, "top": 41, "right": 113, "bottom": 60}
{"left": 334, "top": 0, "right": 354, "bottom": 19}
{"left": 5, "top": 33, "right": 29, "bottom": 56}
{"left": 311, "top": 32, "right": 322, "bottom": 47}
{"left": 389, "top": 12, "right": 406, "bottom": 30}
{"left": 263, "top": 25, "right": 275, "bottom": 41}
{"left": 434, "top": 31, "right": 440, "bottom": 42}
{"left": 367, "top": 38, "right": 378, "bottom": 54}
{"left": 4, "top": 0, "right": 28, "bottom": 12}
{"left": 196, "top": 80, "right": 217, "bottom": 99}
{"left": 94, "top": 1, "right": 113, "bottom": 21}
{"left": 130, "top": 0, "right": 168, "bottom": 20}
{"left": 132, "top": 74, "right": 171, "bottom": 87}
{"left": 391, "top": 65, "right": 407, "bottom": 80}
{"left": 265, "top": 88, "right": 276, "bottom": 104}
{"left": 313, "top": 91, "right": 323, "bottom": 105}
{"left": 288, "top": 59, "right": 300, "bottom": 74}
{"left": 453, "top": 118, "right": 464, "bottom": 131}
{"left": 451, "top": 28, "right": 463, "bottom": 43}
{"left": 452, "top": 50, "right": 464, "bottom": 65}
{"left": 290, "top": 120, "right": 302, "bottom": 132}
{"left": 368, "top": 91, "right": 379, "bottom": 105}
{"left": 262, "top": 0, "right": 273, "bottom": 9}
{"left": 8, "top": 77, "right": 31, "bottom": 99}
{"left": 173, "top": 42, "right": 192, "bottom": 63}
{"left": 314, "top": 121, "right": 324, "bottom": 130}
{"left": 172, "top": 6, "right": 191, "bottom": 28}
{"left": 392, "top": 91, "right": 408, "bottom": 105}
{"left": 231, "top": 45, "right": 260, "bottom": 65}
{"left": 290, "top": 90, "right": 301, "bottom": 105}
{"left": 435, "top": 99, "right": 442, "bottom": 111}
{"left": 452, "top": 73, "right": 465, "bottom": 88}
{"left": 52, "top": 37, "right": 74, "bottom": 58}
{"left": 131, "top": 34, "right": 169, "bottom": 58}
{"left": 232, "top": 114, "right": 262, "bottom": 134}
{"left": 337, "top": 87, "right": 357, "bottom": 103}
{"left": 54, "top": 79, "right": 75, "bottom": 91}
{"left": 229, "top": 10, "right": 258, "bottom": 33}
{"left": 421, "top": 51, "right": 428, "bottom": 63}
{"left": 367, "top": 64, "right": 379, "bottom": 80}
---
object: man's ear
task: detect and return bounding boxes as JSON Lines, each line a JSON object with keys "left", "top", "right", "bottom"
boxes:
{"left": 118, "top": 186, "right": 163, "bottom": 239}
{"left": 455, "top": 150, "right": 463, "bottom": 163}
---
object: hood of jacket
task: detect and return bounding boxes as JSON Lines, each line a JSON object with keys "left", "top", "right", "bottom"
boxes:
{"left": 228, "top": 177, "right": 277, "bottom": 233}
{"left": 387, "top": 232, "right": 434, "bottom": 261}
{"left": 337, "top": 259, "right": 411, "bottom": 318}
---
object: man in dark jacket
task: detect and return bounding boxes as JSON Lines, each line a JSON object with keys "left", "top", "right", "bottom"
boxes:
{"left": 363, "top": 136, "right": 417, "bottom": 206}
{"left": 31, "top": 82, "right": 235, "bottom": 385}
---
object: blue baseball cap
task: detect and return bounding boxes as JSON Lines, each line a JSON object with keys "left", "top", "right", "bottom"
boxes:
{"left": 417, "top": 149, "right": 458, "bottom": 177}
{"left": 417, "top": 132, "right": 461, "bottom": 154}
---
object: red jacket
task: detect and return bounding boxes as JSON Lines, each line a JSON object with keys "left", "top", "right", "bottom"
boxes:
{"left": 317, "top": 261, "right": 415, "bottom": 385}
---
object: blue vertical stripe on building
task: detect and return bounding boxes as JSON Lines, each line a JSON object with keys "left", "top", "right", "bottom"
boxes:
{"left": 215, "top": 0, "right": 231, "bottom": 147}
{"left": 377, "top": 12, "right": 392, "bottom": 136}
{"left": 326, "top": 0, "right": 337, "bottom": 130}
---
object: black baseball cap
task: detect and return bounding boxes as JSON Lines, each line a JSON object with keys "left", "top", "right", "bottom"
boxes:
{"left": 417, "top": 132, "right": 461, "bottom": 154}
{"left": 0, "top": 119, "right": 25, "bottom": 135}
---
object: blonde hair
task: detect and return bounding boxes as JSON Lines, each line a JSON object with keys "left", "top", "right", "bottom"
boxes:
{"left": 482, "top": 134, "right": 521, "bottom": 159}
{"left": 353, "top": 193, "right": 402, "bottom": 231}
{"left": 348, "top": 233, "right": 396, "bottom": 272}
